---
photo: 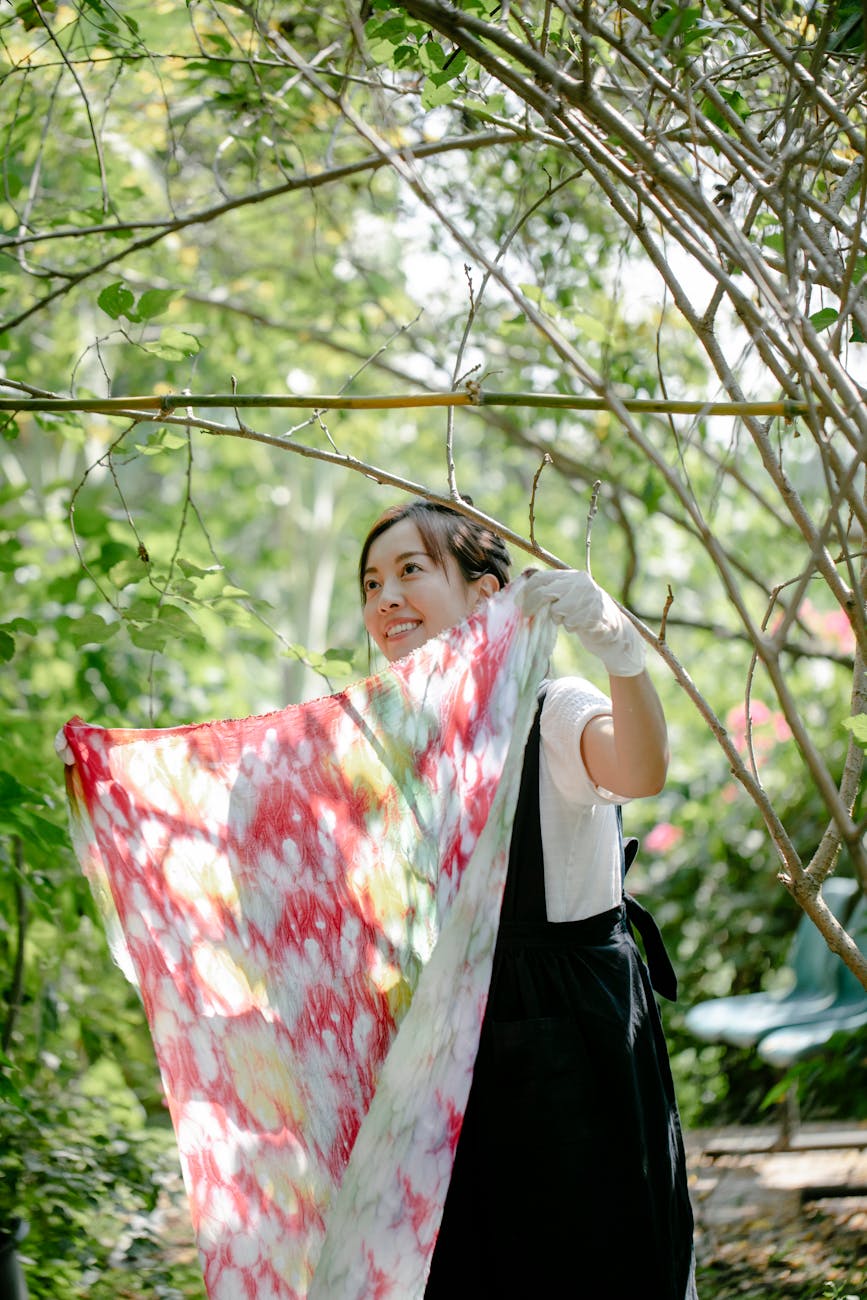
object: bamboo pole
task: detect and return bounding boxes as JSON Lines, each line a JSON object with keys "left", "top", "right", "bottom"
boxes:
{"left": 0, "top": 389, "right": 809, "bottom": 417}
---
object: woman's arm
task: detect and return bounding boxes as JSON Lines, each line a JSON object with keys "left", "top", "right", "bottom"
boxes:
{"left": 521, "top": 569, "right": 669, "bottom": 799}
{"left": 580, "top": 672, "right": 669, "bottom": 799}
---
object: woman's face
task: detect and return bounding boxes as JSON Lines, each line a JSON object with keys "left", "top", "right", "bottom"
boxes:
{"left": 362, "top": 518, "right": 490, "bottom": 662}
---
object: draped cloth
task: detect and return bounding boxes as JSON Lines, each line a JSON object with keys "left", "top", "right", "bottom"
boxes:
{"left": 63, "top": 578, "right": 556, "bottom": 1300}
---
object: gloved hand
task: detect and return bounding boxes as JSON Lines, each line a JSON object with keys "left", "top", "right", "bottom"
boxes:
{"left": 520, "top": 569, "right": 646, "bottom": 677}
{"left": 54, "top": 727, "right": 75, "bottom": 765}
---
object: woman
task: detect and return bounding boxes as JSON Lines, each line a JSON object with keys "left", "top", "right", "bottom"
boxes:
{"left": 359, "top": 499, "right": 696, "bottom": 1299}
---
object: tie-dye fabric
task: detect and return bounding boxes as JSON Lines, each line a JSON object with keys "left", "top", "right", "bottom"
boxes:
{"left": 63, "top": 577, "right": 555, "bottom": 1300}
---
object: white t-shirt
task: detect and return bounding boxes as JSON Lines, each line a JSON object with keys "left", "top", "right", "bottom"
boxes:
{"left": 539, "top": 675, "right": 624, "bottom": 923}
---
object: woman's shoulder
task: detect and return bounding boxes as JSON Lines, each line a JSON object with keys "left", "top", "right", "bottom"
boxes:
{"left": 538, "top": 676, "right": 617, "bottom": 804}
{"left": 541, "top": 674, "right": 611, "bottom": 716}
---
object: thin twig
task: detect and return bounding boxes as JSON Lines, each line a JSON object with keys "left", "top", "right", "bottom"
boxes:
{"left": 584, "top": 478, "right": 602, "bottom": 577}
{"left": 529, "top": 452, "right": 552, "bottom": 546}
{"left": 658, "top": 585, "right": 674, "bottom": 644}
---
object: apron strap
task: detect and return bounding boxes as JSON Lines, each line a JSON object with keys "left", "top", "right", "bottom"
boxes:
{"left": 498, "top": 690, "right": 548, "bottom": 927}
{"left": 617, "top": 806, "right": 678, "bottom": 1002}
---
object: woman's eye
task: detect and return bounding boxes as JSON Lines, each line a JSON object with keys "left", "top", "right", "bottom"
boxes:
{"left": 403, "top": 562, "right": 421, "bottom": 575}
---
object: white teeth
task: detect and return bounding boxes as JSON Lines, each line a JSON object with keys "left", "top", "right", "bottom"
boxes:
{"left": 387, "top": 622, "right": 419, "bottom": 638}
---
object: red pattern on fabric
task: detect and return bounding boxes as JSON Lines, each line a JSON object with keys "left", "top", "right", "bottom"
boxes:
{"left": 64, "top": 582, "right": 554, "bottom": 1298}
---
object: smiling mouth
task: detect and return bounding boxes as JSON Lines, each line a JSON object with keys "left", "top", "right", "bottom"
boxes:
{"left": 386, "top": 621, "right": 421, "bottom": 639}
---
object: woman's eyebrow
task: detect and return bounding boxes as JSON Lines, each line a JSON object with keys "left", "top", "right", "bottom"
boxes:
{"left": 362, "top": 549, "right": 429, "bottom": 578}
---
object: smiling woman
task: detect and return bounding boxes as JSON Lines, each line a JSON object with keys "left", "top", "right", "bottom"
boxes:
{"left": 359, "top": 503, "right": 506, "bottom": 660}
{"left": 356, "top": 497, "right": 696, "bottom": 1298}
{"left": 59, "top": 494, "right": 695, "bottom": 1298}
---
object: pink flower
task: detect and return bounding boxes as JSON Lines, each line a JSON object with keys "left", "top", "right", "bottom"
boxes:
{"left": 725, "top": 700, "right": 770, "bottom": 733}
{"left": 725, "top": 700, "right": 790, "bottom": 757}
{"left": 644, "top": 822, "right": 683, "bottom": 854}
{"left": 822, "top": 610, "right": 856, "bottom": 655}
{"left": 798, "top": 599, "right": 855, "bottom": 654}
{"left": 772, "top": 712, "right": 793, "bottom": 742}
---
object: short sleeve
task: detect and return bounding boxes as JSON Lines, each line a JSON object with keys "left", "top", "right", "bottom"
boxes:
{"left": 540, "top": 675, "right": 615, "bottom": 806}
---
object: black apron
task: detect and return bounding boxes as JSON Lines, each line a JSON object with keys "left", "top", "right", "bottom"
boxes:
{"left": 425, "top": 697, "right": 695, "bottom": 1299}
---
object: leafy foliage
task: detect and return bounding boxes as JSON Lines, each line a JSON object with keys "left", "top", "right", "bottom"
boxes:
{"left": 1, "top": 0, "right": 866, "bottom": 1291}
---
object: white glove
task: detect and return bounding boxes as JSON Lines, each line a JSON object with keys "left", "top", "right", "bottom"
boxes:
{"left": 54, "top": 727, "right": 75, "bottom": 765}
{"left": 520, "top": 569, "right": 646, "bottom": 677}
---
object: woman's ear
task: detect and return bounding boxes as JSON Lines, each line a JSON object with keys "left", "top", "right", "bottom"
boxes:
{"left": 474, "top": 574, "right": 500, "bottom": 604}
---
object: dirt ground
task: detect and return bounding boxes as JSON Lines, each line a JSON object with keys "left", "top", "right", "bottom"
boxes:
{"left": 688, "top": 1122, "right": 867, "bottom": 1299}
{"left": 135, "top": 1121, "right": 867, "bottom": 1299}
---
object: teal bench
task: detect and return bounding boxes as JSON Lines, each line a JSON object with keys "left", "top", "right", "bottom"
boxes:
{"left": 756, "top": 891, "right": 867, "bottom": 1067}
{"left": 684, "top": 877, "right": 867, "bottom": 1145}
{"left": 684, "top": 877, "right": 861, "bottom": 1048}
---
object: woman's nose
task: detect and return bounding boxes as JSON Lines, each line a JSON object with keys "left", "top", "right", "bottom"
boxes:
{"left": 378, "top": 578, "right": 402, "bottom": 608}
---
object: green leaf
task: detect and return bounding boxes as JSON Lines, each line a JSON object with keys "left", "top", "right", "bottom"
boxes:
{"left": 56, "top": 613, "right": 119, "bottom": 647}
{"left": 134, "top": 429, "right": 189, "bottom": 455}
{"left": 810, "top": 307, "right": 839, "bottom": 333}
{"left": 108, "top": 558, "right": 149, "bottom": 589}
{"left": 65, "top": 501, "right": 109, "bottom": 538}
{"left": 0, "top": 806, "right": 68, "bottom": 848}
{"left": 127, "top": 621, "right": 169, "bottom": 652}
{"left": 701, "top": 88, "right": 751, "bottom": 134}
{"left": 126, "top": 603, "right": 205, "bottom": 651}
{"left": 842, "top": 715, "right": 867, "bottom": 746}
{"left": 437, "top": 49, "right": 466, "bottom": 81}
{"left": 760, "top": 1073, "right": 796, "bottom": 1109}
{"left": 4, "top": 617, "right": 37, "bottom": 635}
{"left": 202, "top": 31, "right": 233, "bottom": 54}
{"left": 14, "top": 0, "right": 54, "bottom": 31}
{"left": 0, "top": 537, "right": 23, "bottom": 570}
{"left": 365, "top": 15, "right": 409, "bottom": 42}
{"left": 97, "top": 281, "right": 136, "bottom": 320}
{"left": 421, "top": 78, "right": 455, "bottom": 110}
{"left": 0, "top": 617, "right": 37, "bottom": 659}
{"left": 178, "top": 557, "right": 223, "bottom": 578}
{"left": 518, "top": 283, "right": 560, "bottom": 316}
{"left": 461, "top": 96, "right": 501, "bottom": 123}
{"left": 569, "top": 310, "right": 614, "bottom": 343}
{"left": 282, "top": 643, "right": 360, "bottom": 678}
{"left": 719, "top": 88, "right": 750, "bottom": 120}
{"left": 125, "top": 595, "right": 159, "bottom": 621}
{"left": 0, "top": 1055, "right": 25, "bottom": 1106}
{"left": 144, "top": 327, "right": 200, "bottom": 360}
{"left": 651, "top": 6, "right": 702, "bottom": 41}
{"left": 156, "top": 604, "right": 205, "bottom": 646}
{"left": 640, "top": 470, "right": 665, "bottom": 515}
{"left": 366, "top": 36, "right": 401, "bottom": 62}
{"left": 95, "top": 541, "right": 133, "bottom": 572}
{"left": 0, "top": 767, "right": 53, "bottom": 812}
{"left": 320, "top": 647, "right": 359, "bottom": 678}
{"left": 417, "top": 39, "right": 446, "bottom": 72}
{"left": 135, "top": 288, "right": 176, "bottom": 320}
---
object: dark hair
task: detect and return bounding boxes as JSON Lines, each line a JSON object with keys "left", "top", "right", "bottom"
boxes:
{"left": 358, "top": 499, "right": 511, "bottom": 601}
